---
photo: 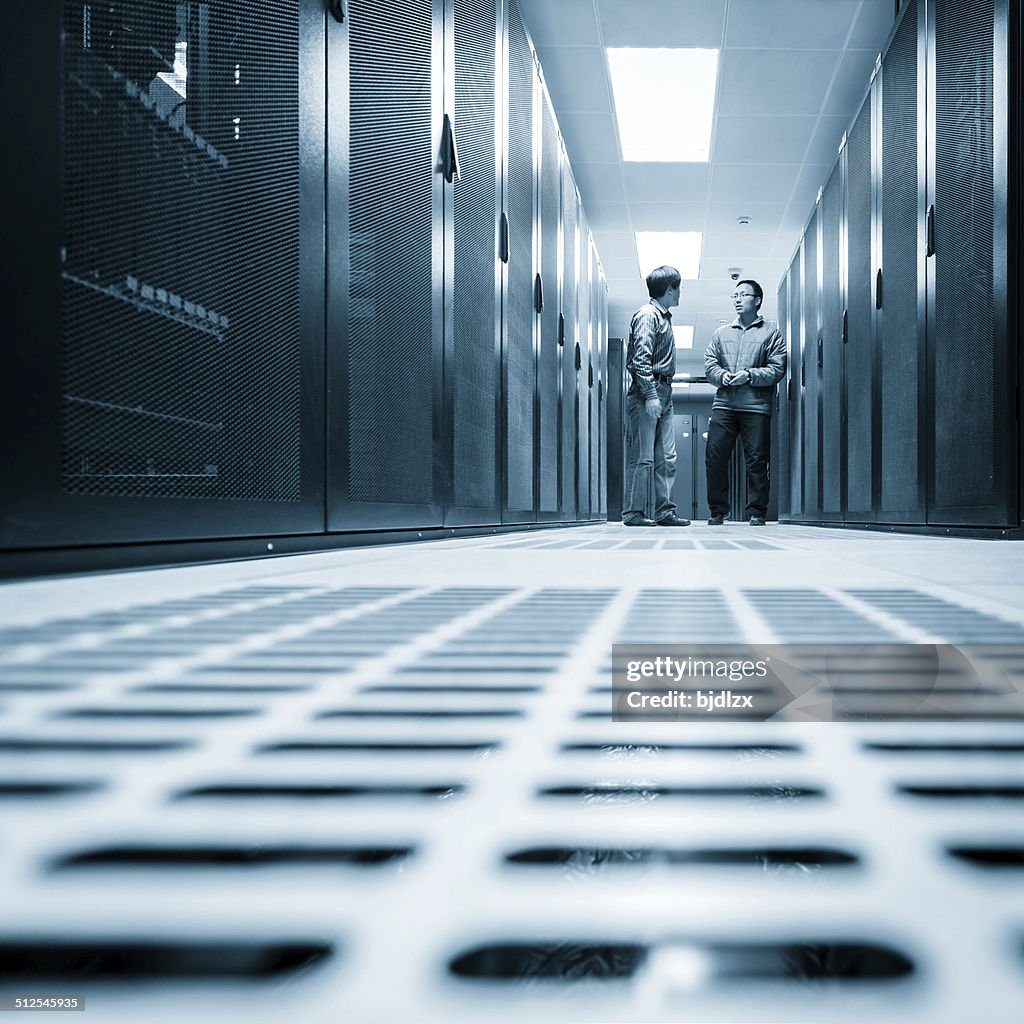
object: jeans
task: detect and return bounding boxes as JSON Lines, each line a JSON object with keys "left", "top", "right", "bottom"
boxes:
{"left": 623, "top": 383, "right": 677, "bottom": 522}
{"left": 706, "top": 408, "right": 771, "bottom": 519}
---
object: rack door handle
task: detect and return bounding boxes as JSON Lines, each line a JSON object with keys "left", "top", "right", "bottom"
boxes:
{"left": 588, "top": 363, "right": 594, "bottom": 388}
{"left": 801, "top": 359, "right": 806, "bottom": 387}
{"left": 817, "top": 336, "right": 823, "bottom": 368}
{"left": 574, "top": 342, "right": 582, "bottom": 371}
{"left": 875, "top": 268, "right": 883, "bottom": 309}
{"left": 327, "top": 0, "right": 345, "bottom": 23}
{"left": 842, "top": 308, "right": 848, "bottom": 344}
{"left": 534, "top": 273, "right": 544, "bottom": 313}
{"left": 499, "top": 213, "right": 509, "bottom": 263}
{"left": 440, "top": 113, "right": 460, "bottom": 183}
{"left": 926, "top": 203, "right": 935, "bottom": 257}
{"left": 558, "top": 312, "right": 565, "bottom": 347}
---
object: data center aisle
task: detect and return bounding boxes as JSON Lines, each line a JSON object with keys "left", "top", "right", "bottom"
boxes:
{"left": 1, "top": 524, "right": 1023, "bottom": 1024}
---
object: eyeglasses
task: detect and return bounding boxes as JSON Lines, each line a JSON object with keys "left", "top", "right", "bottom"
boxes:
{"left": 731, "top": 292, "right": 757, "bottom": 300}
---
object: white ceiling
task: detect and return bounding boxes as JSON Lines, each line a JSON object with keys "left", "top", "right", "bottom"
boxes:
{"left": 517, "top": 0, "right": 896, "bottom": 372}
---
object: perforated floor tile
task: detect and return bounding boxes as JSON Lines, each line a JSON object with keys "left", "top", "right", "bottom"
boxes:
{"left": 1, "top": 523, "right": 1023, "bottom": 1022}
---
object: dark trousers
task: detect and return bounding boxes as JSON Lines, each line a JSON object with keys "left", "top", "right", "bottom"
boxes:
{"left": 706, "top": 408, "right": 771, "bottom": 519}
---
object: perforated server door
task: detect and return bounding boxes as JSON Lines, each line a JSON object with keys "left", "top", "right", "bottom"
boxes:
{"left": 2, "top": 1, "right": 325, "bottom": 550}
{"left": 559, "top": 163, "right": 579, "bottom": 521}
{"left": 330, "top": 0, "right": 444, "bottom": 530}
{"left": 820, "top": 161, "right": 845, "bottom": 521}
{"left": 845, "top": 88, "right": 876, "bottom": 521}
{"left": 927, "top": 0, "right": 1014, "bottom": 525}
{"left": 802, "top": 207, "right": 822, "bottom": 520}
{"left": 776, "top": 273, "right": 791, "bottom": 519}
{"left": 598, "top": 274, "right": 608, "bottom": 518}
{"left": 502, "top": 0, "right": 536, "bottom": 523}
{"left": 788, "top": 248, "right": 803, "bottom": 519}
{"left": 575, "top": 221, "right": 592, "bottom": 518}
{"left": 446, "top": 0, "right": 502, "bottom": 527}
{"left": 879, "top": 0, "right": 926, "bottom": 524}
{"left": 588, "top": 242, "right": 601, "bottom": 520}
{"left": 536, "top": 81, "right": 561, "bottom": 521}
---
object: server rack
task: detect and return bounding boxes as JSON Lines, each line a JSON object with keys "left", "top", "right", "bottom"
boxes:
{"left": 535, "top": 73, "right": 561, "bottom": 523}
{"left": 802, "top": 205, "right": 822, "bottom": 521}
{"left": 787, "top": 247, "right": 803, "bottom": 519}
{"left": 3, "top": 0, "right": 326, "bottom": 550}
{"left": 558, "top": 155, "right": 580, "bottom": 521}
{"left": 575, "top": 219, "right": 592, "bottom": 519}
{"left": 775, "top": 273, "right": 791, "bottom": 521}
{"left": 820, "top": 160, "right": 845, "bottom": 522}
{"left": 783, "top": 0, "right": 1017, "bottom": 531}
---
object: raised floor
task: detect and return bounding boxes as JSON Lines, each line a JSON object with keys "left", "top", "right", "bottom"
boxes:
{"left": 0, "top": 522, "right": 1022, "bottom": 1023}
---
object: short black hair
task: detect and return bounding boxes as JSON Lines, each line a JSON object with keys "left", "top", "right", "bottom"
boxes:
{"left": 737, "top": 279, "right": 763, "bottom": 304}
{"left": 646, "top": 265, "right": 681, "bottom": 299}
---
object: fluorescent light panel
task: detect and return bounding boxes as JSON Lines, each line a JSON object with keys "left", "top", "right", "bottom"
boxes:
{"left": 635, "top": 231, "right": 702, "bottom": 281}
{"left": 606, "top": 47, "right": 719, "bottom": 162}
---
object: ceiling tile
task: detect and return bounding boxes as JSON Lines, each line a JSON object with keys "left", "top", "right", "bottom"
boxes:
{"left": 713, "top": 115, "right": 816, "bottom": 163}
{"left": 787, "top": 163, "right": 830, "bottom": 213}
{"left": 822, "top": 49, "right": 877, "bottom": 115}
{"left": 726, "top": 0, "right": 861, "bottom": 50}
{"left": 597, "top": 0, "right": 726, "bottom": 47}
{"left": 710, "top": 162, "right": 802, "bottom": 204}
{"left": 718, "top": 49, "right": 838, "bottom": 116}
{"left": 558, "top": 111, "right": 621, "bottom": 164}
{"left": 591, "top": 229, "right": 636, "bottom": 260}
{"left": 804, "top": 115, "right": 849, "bottom": 167}
{"left": 601, "top": 256, "right": 642, "bottom": 280}
{"left": 706, "top": 202, "right": 787, "bottom": 233}
{"left": 573, "top": 162, "right": 627, "bottom": 203}
{"left": 702, "top": 232, "right": 776, "bottom": 259}
{"left": 847, "top": 0, "right": 896, "bottom": 49}
{"left": 517, "top": 0, "right": 601, "bottom": 47}
{"left": 536, "top": 46, "right": 611, "bottom": 113}
{"left": 583, "top": 200, "right": 633, "bottom": 232}
{"left": 700, "top": 256, "right": 785, "bottom": 282}
{"left": 621, "top": 163, "right": 710, "bottom": 203}
{"left": 628, "top": 202, "right": 706, "bottom": 232}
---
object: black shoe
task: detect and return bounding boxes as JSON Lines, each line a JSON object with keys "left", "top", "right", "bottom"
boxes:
{"left": 707, "top": 515, "right": 725, "bottom": 526}
{"left": 656, "top": 514, "right": 691, "bottom": 527}
{"left": 748, "top": 515, "right": 766, "bottom": 527}
{"left": 623, "top": 515, "right": 657, "bottom": 527}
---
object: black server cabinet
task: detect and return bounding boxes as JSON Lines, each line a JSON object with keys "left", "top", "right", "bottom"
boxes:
{"left": 775, "top": 273, "right": 791, "bottom": 520}
{"left": 502, "top": 0, "right": 536, "bottom": 523}
{"left": 820, "top": 160, "right": 845, "bottom": 521}
{"left": 588, "top": 241, "right": 602, "bottom": 520}
{"left": 445, "top": 0, "right": 503, "bottom": 527}
{"left": 3, "top": 0, "right": 325, "bottom": 550}
{"left": 845, "top": 85, "right": 876, "bottom": 522}
{"left": 559, "top": 159, "right": 580, "bottom": 521}
{"left": 878, "top": 0, "right": 926, "bottom": 524}
{"left": 575, "top": 221, "right": 592, "bottom": 518}
{"left": 926, "top": 0, "right": 1015, "bottom": 525}
{"left": 598, "top": 274, "right": 609, "bottom": 518}
{"left": 787, "top": 247, "right": 803, "bottom": 519}
{"left": 802, "top": 206, "right": 822, "bottom": 520}
{"left": 329, "top": 0, "right": 444, "bottom": 531}
{"left": 536, "top": 78, "right": 561, "bottom": 523}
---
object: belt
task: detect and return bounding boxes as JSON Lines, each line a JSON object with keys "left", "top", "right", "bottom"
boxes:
{"left": 653, "top": 373, "right": 674, "bottom": 385}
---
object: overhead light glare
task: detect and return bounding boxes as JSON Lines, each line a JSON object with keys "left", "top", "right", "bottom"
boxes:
{"left": 635, "top": 232, "right": 702, "bottom": 281}
{"left": 606, "top": 47, "right": 719, "bottom": 162}
{"left": 674, "top": 326, "right": 695, "bottom": 350}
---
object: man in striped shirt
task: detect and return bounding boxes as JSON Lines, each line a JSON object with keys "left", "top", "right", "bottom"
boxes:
{"left": 622, "top": 266, "right": 690, "bottom": 527}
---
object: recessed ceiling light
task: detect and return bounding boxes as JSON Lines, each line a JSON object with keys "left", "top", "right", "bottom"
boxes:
{"left": 635, "top": 231, "right": 702, "bottom": 280}
{"left": 606, "top": 48, "right": 719, "bottom": 162}
{"left": 674, "top": 325, "right": 695, "bottom": 349}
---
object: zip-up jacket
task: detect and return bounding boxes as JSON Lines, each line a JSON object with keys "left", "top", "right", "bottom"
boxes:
{"left": 704, "top": 316, "right": 787, "bottom": 416}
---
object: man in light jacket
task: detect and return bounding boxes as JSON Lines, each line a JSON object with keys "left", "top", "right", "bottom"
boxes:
{"left": 704, "top": 280, "right": 787, "bottom": 526}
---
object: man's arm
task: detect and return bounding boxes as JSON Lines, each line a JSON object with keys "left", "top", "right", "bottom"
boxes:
{"left": 747, "top": 328, "right": 787, "bottom": 387}
{"left": 704, "top": 336, "right": 731, "bottom": 387}
{"left": 628, "top": 310, "right": 663, "bottom": 414}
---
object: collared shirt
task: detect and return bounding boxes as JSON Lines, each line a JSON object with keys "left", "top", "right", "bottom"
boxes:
{"left": 704, "top": 315, "right": 787, "bottom": 416}
{"left": 627, "top": 298, "right": 675, "bottom": 400}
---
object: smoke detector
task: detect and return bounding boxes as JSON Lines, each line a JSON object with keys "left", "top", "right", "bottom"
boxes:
{"left": 736, "top": 215, "right": 751, "bottom": 226}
